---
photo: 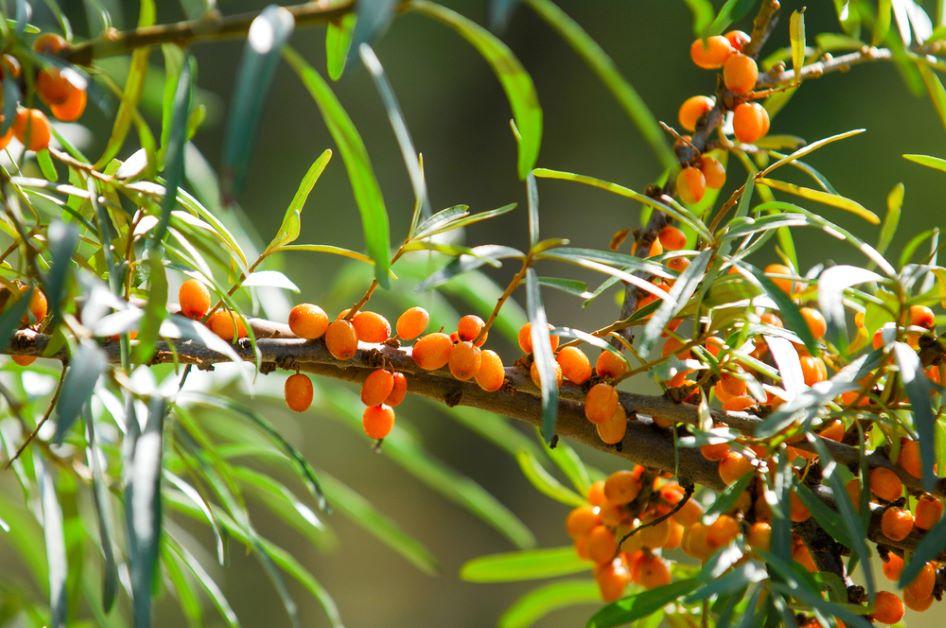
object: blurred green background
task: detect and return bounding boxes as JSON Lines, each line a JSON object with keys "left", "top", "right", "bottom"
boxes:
{"left": 34, "top": 0, "right": 946, "bottom": 625}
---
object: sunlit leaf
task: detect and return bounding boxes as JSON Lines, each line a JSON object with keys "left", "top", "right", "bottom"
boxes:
{"left": 267, "top": 149, "right": 333, "bottom": 252}
{"left": 589, "top": 578, "right": 701, "bottom": 627}
{"left": 326, "top": 13, "right": 356, "bottom": 80}
{"left": 789, "top": 10, "right": 806, "bottom": 82}
{"left": 36, "top": 458, "right": 67, "bottom": 627}
{"left": 516, "top": 450, "right": 585, "bottom": 506}
{"left": 756, "top": 177, "right": 879, "bottom": 224}
{"left": 893, "top": 342, "right": 937, "bottom": 491}
{"left": 816, "top": 265, "right": 883, "bottom": 349}
{"left": 639, "top": 249, "right": 711, "bottom": 355}
{"left": 461, "top": 547, "right": 587, "bottom": 582}
{"left": 498, "top": 578, "right": 599, "bottom": 628}
{"left": 54, "top": 343, "right": 106, "bottom": 444}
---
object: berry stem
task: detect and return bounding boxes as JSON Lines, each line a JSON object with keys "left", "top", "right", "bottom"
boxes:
{"left": 473, "top": 255, "right": 531, "bottom": 345}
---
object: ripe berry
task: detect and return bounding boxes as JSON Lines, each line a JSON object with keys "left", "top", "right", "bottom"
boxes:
{"left": 673, "top": 498, "right": 704, "bottom": 528}
{"left": 639, "top": 518, "right": 671, "bottom": 549}
{"left": 325, "top": 319, "right": 358, "bottom": 360}
{"left": 595, "top": 350, "right": 628, "bottom": 379}
{"left": 789, "top": 492, "right": 810, "bottom": 522}
{"left": 747, "top": 521, "right": 771, "bottom": 552}
{"left": 724, "top": 30, "right": 751, "bottom": 51}
{"left": 585, "top": 383, "right": 619, "bottom": 424}
{"left": 722, "top": 395, "right": 756, "bottom": 411}
{"left": 678, "top": 95, "right": 714, "bottom": 132}
{"left": 764, "top": 263, "right": 795, "bottom": 294}
{"left": 284, "top": 373, "right": 314, "bottom": 412}
{"left": 206, "top": 310, "right": 247, "bottom": 341}
{"left": 799, "top": 355, "right": 827, "bottom": 385}
{"left": 707, "top": 514, "right": 739, "bottom": 550}
{"left": 566, "top": 505, "right": 600, "bottom": 539}
{"left": 556, "top": 346, "right": 592, "bottom": 384}
{"left": 683, "top": 522, "right": 711, "bottom": 560}
{"left": 412, "top": 332, "right": 453, "bottom": 370}
{"left": 49, "top": 86, "right": 86, "bottom": 122}
{"left": 351, "top": 311, "right": 390, "bottom": 343}
{"left": 288, "top": 303, "right": 329, "bottom": 339}
{"left": 699, "top": 156, "right": 726, "bottom": 189}
{"left": 362, "top": 404, "right": 395, "bottom": 439}
{"left": 37, "top": 67, "right": 75, "bottom": 106}
{"left": 475, "top": 349, "right": 505, "bottom": 392}
{"left": 12, "top": 109, "right": 51, "bottom": 152}
{"left": 909, "top": 304, "right": 935, "bottom": 329}
{"left": 633, "top": 554, "right": 671, "bottom": 590}
{"left": 667, "top": 256, "right": 690, "bottom": 273}
{"left": 178, "top": 279, "right": 211, "bottom": 319}
{"left": 378, "top": 373, "right": 405, "bottom": 408}
{"left": 718, "top": 451, "right": 754, "bottom": 485}
{"left": 457, "top": 314, "right": 486, "bottom": 345}
{"left": 33, "top": 33, "right": 67, "bottom": 54}
{"left": 586, "top": 480, "right": 606, "bottom": 507}
{"left": 792, "top": 541, "right": 817, "bottom": 573}
{"left": 800, "top": 307, "right": 827, "bottom": 340}
{"left": 449, "top": 341, "right": 482, "bottom": 381}
{"left": 700, "top": 435, "right": 730, "bottom": 461}
{"left": 732, "top": 102, "right": 770, "bottom": 144}
{"left": 530, "top": 359, "right": 562, "bottom": 389}
{"left": 903, "top": 586, "right": 933, "bottom": 612}
{"left": 396, "top": 306, "right": 429, "bottom": 340}
{"left": 915, "top": 494, "right": 943, "bottom": 530}
{"left": 361, "top": 369, "right": 395, "bottom": 406}
{"left": 871, "top": 591, "right": 904, "bottom": 625}
{"left": 676, "top": 166, "right": 706, "bottom": 205}
{"left": 882, "top": 552, "right": 903, "bottom": 581}
{"left": 594, "top": 557, "right": 630, "bottom": 602}
{"left": 595, "top": 404, "right": 627, "bottom": 445}
{"left": 719, "top": 373, "right": 747, "bottom": 397}
{"left": 658, "top": 225, "right": 687, "bottom": 251}
{"left": 11, "top": 354, "right": 36, "bottom": 366}
{"left": 881, "top": 506, "right": 914, "bottom": 541}
{"left": 20, "top": 286, "right": 48, "bottom": 325}
{"left": 690, "top": 35, "right": 733, "bottom": 69}
{"left": 517, "top": 322, "right": 559, "bottom": 354}
{"left": 604, "top": 468, "right": 642, "bottom": 506}
{"left": 905, "top": 561, "right": 936, "bottom": 600}
{"left": 817, "top": 420, "right": 845, "bottom": 442}
{"left": 586, "top": 525, "right": 617, "bottom": 564}
{"left": 722, "top": 53, "right": 758, "bottom": 94}
{"left": 0, "top": 121, "right": 12, "bottom": 151}
{"left": 869, "top": 467, "right": 903, "bottom": 502}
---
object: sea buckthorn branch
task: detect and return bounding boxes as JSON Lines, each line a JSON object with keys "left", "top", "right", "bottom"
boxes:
{"left": 757, "top": 47, "right": 895, "bottom": 89}
{"left": 63, "top": 1, "right": 359, "bottom": 66}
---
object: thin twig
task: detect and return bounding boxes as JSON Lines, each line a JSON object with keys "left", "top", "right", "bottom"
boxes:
{"left": 3, "top": 366, "right": 66, "bottom": 469}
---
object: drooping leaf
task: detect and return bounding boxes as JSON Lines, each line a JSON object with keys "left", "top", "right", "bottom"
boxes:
{"left": 221, "top": 6, "right": 294, "bottom": 197}
{"left": 704, "top": 0, "right": 757, "bottom": 36}
{"left": 284, "top": 48, "right": 391, "bottom": 286}
{"left": 460, "top": 547, "right": 587, "bottom": 582}
{"left": 325, "top": 13, "right": 356, "bottom": 80}
{"left": 410, "top": 0, "right": 542, "bottom": 178}
{"left": 53, "top": 343, "right": 106, "bottom": 444}
{"left": 542, "top": 438, "right": 592, "bottom": 494}
{"left": 893, "top": 342, "right": 937, "bottom": 491}
{"left": 917, "top": 61, "right": 946, "bottom": 134}
{"left": 498, "top": 578, "right": 599, "bottom": 628}
{"left": 45, "top": 220, "right": 79, "bottom": 323}
{"left": 903, "top": 152, "right": 946, "bottom": 172}
{"left": 242, "top": 270, "right": 300, "bottom": 292}
{"left": 349, "top": 0, "right": 397, "bottom": 57}
{"left": 743, "top": 262, "right": 819, "bottom": 355}
{"left": 277, "top": 244, "right": 374, "bottom": 264}
{"left": 267, "top": 149, "right": 333, "bottom": 252}
{"left": 816, "top": 265, "right": 883, "bottom": 349}
{"left": 516, "top": 450, "right": 585, "bottom": 506}
{"left": 589, "top": 578, "right": 701, "bottom": 627}
{"left": 756, "top": 177, "right": 879, "bottom": 224}
{"left": 416, "top": 245, "right": 524, "bottom": 291}
{"left": 639, "top": 249, "right": 711, "bottom": 354}
{"left": 877, "top": 182, "right": 903, "bottom": 257}
{"left": 36, "top": 458, "right": 67, "bottom": 627}
{"left": 84, "top": 411, "right": 118, "bottom": 612}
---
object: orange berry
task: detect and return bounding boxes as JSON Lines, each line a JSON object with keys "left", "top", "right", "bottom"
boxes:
{"left": 325, "top": 319, "right": 358, "bottom": 360}
{"left": 604, "top": 468, "right": 642, "bottom": 506}
{"left": 792, "top": 541, "right": 818, "bottom": 573}
{"left": 690, "top": 35, "right": 734, "bottom": 69}
{"left": 870, "top": 467, "right": 903, "bottom": 502}
{"left": 574, "top": 536, "right": 591, "bottom": 561}
{"left": 412, "top": 332, "right": 453, "bottom": 370}
{"left": 882, "top": 552, "right": 904, "bottom": 581}
{"left": 595, "top": 350, "right": 628, "bottom": 379}
{"left": 587, "top": 525, "right": 618, "bottom": 564}
{"left": 530, "top": 358, "right": 562, "bottom": 389}
{"left": 800, "top": 307, "right": 827, "bottom": 340}
{"left": 634, "top": 554, "right": 671, "bottom": 589}
{"left": 662, "top": 336, "right": 690, "bottom": 359}
{"left": 206, "top": 309, "right": 247, "bottom": 341}
{"left": 846, "top": 478, "right": 863, "bottom": 512}
{"left": 596, "top": 404, "right": 627, "bottom": 445}
{"left": 800, "top": 355, "right": 827, "bottom": 386}
{"left": 700, "top": 439, "right": 730, "bottom": 462}
{"left": 817, "top": 420, "right": 845, "bottom": 442}
{"left": 396, "top": 306, "right": 429, "bottom": 340}
{"left": 585, "top": 383, "right": 619, "bottom": 424}
{"left": 722, "top": 53, "right": 758, "bottom": 94}
{"left": 673, "top": 498, "right": 704, "bottom": 528}
{"left": 362, "top": 404, "right": 395, "bottom": 439}
{"left": 718, "top": 451, "right": 754, "bottom": 485}
{"left": 683, "top": 522, "right": 712, "bottom": 560}
{"left": 789, "top": 492, "right": 811, "bottom": 523}
{"left": 667, "top": 256, "right": 690, "bottom": 273}
{"left": 664, "top": 519, "right": 684, "bottom": 550}
{"left": 732, "top": 102, "right": 770, "bottom": 144}
{"left": 700, "top": 155, "right": 726, "bottom": 189}
{"left": 676, "top": 166, "right": 706, "bottom": 205}
{"left": 722, "top": 395, "right": 756, "bottom": 412}
{"left": 719, "top": 373, "right": 747, "bottom": 397}
{"left": 566, "top": 505, "right": 601, "bottom": 539}
{"left": 361, "top": 369, "right": 395, "bottom": 406}
{"left": 12, "top": 108, "right": 51, "bottom": 152}
{"left": 450, "top": 341, "right": 483, "bottom": 381}
{"left": 288, "top": 303, "right": 329, "bottom": 339}
{"left": 517, "top": 322, "right": 559, "bottom": 354}
{"left": 915, "top": 494, "right": 943, "bottom": 531}
{"left": 903, "top": 586, "right": 933, "bottom": 612}
{"left": 556, "top": 346, "right": 592, "bottom": 384}
{"left": 725, "top": 30, "right": 751, "bottom": 51}
{"left": 474, "top": 349, "right": 505, "bottom": 392}
{"left": 909, "top": 304, "right": 935, "bottom": 329}
{"left": 284, "top": 373, "right": 314, "bottom": 413}
{"left": 658, "top": 225, "right": 687, "bottom": 251}
{"left": 587, "top": 480, "right": 606, "bottom": 507}
{"left": 33, "top": 33, "right": 67, "bottom": 54}
{"left": 639, "top": 518, "right": 671, "bottom": 549}
{"left": 905, "top": 561, "right": 936, "bottom": 601}
{"left": 36, "top": 67, "right": 75, "bottom": 105}
{"left": 747, "top": 521, "right": 771, "bottom": 552}
{"left": 385, "top": 372, "right": 408, "bottom": 407}
{"left": 0, "top": 119, "right": 12, "bottom": 151}
{"left": 707, "top": 514, "right": 740, "bottom": 549}
{"left": 595, "top": 557, "right": 630, "bottom": 602}
{"left": 21, "top": 286, "right": 48, "bottom": 325}
{"left": 11, "top": 354, "right": 36, "bottom": 366}
{"left": 351, "top": 311, "right": 390, "bottom": 343}
{"left": 678, "top": 95, "right": 714, "bottom": 132}
{"left": 704, "top": 336, "right": 725, "bottom": 357}
{"left": 0, "top": 55, "right": 20, "bottom": 80}
{"left": 49, "top": 85, "right": 86, "bottom": 122}
{"left": 646, "top": 238, "right": 663, "bottom": 257}
{"left": 178, "top": 279, "right": 211, "bottom": 319}
{"left": 871, "top": 591, "right": 904, "bottom": 625}
{"left": 457, "top": 314, "right": 486, "bottom": 345}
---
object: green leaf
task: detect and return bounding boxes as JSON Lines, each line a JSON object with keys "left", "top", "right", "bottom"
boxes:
{"left": 415, "top": 202, "right": 517, "bottom": 239}
{"left": 874, "top": 0, "right": 892, "bottom": 44}
{"left": 460, "top": 547, "right": 587, "bottom": 582}
{"left": 416, "top": 245, "right": 524, "bottom": 291}
{"left": 45, "top": 220, "right": 79, "bottom": 324}
{"left": 543, "top": 438, "right": 591, "bottom": 494}
{"left": 498, "top": 578, "right": 599, "bottom": 628}
{"left": 743, "top": 262, "right": 819, "bottom": 355}
{"left": 683, "top": 0, "right": 714, "bottom": 36}
{"left": 760, "top": 129, "right": 865, "bottom": 178}
{"left": 537, "top": 276, "right": 591, "bottom": 299}
{"left": 53, "top": 343, "right": 106, "bottom": 444}
{"left": 903, "top": 152, "right": 946, "bottom": 172}
{"left": 639, "top": 249, "right": 711, "bottom": 355}
{"left": 132, "top": 248, "right": 168, "bottom": 364}
{"left": 267, "top": 149, "right": 333, "bottom": 252}
{"left": 917, "top": 62, "right": 946, "bottom": 134}
{"left": 96, "top": 0, "right": 154, "bottom": 168}
{"left": 900, "top": 505, "right": 946, "bottom": 588}
{"left": 285, "top": 48, "right": 391, "bottom": 287}
{"left": 527, "top": 268, "right": 558, "bottom": 440}
{"left": 704, "top": 0, "right": 757, "bottom": 35}
{"left": 0, "top": 287, "right": 34, "bottom": 350}
{"left": 893, "top": 342, "right": 937, "bottom": 491}
{"left": 516, "top": 450, "right": 585, "bottom": 506}
{"left": 704, "top": 473, "right": 754, "bottom": 520}
{"left": 793, "top": 483, "right": 853, "bottom": 548}
{"left": 524, "top": 0, "right": 675, "bottom": 170}
{"left": 816, "top": 265, "right": 883, "bottom": 350}
{"left": 756, "top": 177, "right": 879, "bottom": 224}
{"left": 877, "top": 182, "right": 903, "bottom": 257}
{"left": 84, "top": 412, "right": 118, "bottom": 612}
{"left": 221, "top": 5, "right": 295, "bottom": 197}
{"left": 36, "top": 458, "right": 67, "bottom": 627}
{"left": 789, "top": 10, "right": 806, "bottom": 82}
{"left": 410, "top": 0, "right": 542, "bottom": 178}
{"left": 326, "top": 13, "right": 356, "bottom": 80}
{"left": 277, "top": 244, "right": 374, "bottom": 264}
{"left": 589, "top": 578, "right": 701, "bottom": 627}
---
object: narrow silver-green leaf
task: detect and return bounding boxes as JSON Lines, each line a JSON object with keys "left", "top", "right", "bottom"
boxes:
{"left": 267, "top": 149, "right": 333, "bottom": 252}
{"left": 54, "top": 343, "right": 106, "bottom": 444}
{"left": 516, "top": 450, "right": 585, "bottom": 506}
{"left": 639, "top": 249, "right": 711, "bottom": 354}
{"left": 893, "top": 341, "right": 937, "bottom": 491}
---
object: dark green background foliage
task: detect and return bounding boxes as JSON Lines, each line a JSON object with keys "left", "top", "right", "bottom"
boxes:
{"left": 5, "top": 0, "right": 946, "bottom": 625}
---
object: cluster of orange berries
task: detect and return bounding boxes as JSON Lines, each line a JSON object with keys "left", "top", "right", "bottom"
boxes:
{"left": 0, "top": 33, "right": 88, "bottom": 154}
{"left": 673, "top": 30, "right": 771, "bottom": 205}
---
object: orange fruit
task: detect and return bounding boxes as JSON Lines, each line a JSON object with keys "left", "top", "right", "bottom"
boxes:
{"left": 288, "top": 303, "right": 329, "bottom": 339}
